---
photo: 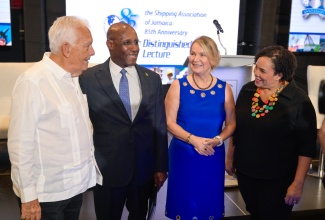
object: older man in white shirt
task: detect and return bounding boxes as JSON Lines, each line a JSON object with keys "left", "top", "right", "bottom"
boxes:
{"left": 8, "top": 16, "right": 102, "bottom": 220}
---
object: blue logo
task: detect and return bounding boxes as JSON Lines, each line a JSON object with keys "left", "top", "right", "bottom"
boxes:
{"left": 301, "top": 0, "right": 325, "bottom": 19}
{"left": 103, "top": 8, "right": 138, "bottom": 33}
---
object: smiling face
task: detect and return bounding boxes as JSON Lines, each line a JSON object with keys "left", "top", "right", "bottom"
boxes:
{"left": 189, "top": 42, "right": 211, "bottom": 75}
{"left": 107, "top": 23, "right": 139, "bottom": 68}
{"left": 68, "top": 27, "right": 95, "bottom": 77}
{"left": 254, "top": 56, "right": 282, "bottom": 89}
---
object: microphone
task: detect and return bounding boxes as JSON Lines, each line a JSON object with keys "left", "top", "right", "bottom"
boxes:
{"left": 213, "top": 19, "right": 224, "bottom": 33}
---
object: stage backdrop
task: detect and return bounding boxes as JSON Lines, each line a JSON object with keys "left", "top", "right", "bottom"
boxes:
{"left": 66, "top": 0, "right": 241, "bottom": 79}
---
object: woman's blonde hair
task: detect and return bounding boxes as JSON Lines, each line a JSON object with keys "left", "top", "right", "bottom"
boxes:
{"left": 188, "top": 36, "right": 221, "bottom": 73}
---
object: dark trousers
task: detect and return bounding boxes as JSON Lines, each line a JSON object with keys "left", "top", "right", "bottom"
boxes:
{"left": 236, "top": 171, "right": 294, "bottom": 220}
{"left": 93, "top": 178, "right": 154, "bottom": 220}
{"left": 18, "top": 193, "right": 83, "bottom": 220}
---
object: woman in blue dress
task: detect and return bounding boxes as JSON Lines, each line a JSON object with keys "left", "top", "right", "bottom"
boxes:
{"left": 165, "top": 35, "right": 236, "bottom": 219}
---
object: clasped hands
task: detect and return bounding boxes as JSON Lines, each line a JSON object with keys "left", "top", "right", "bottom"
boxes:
{"left": 192, "top": 135, "right": 216, "bottom": 156}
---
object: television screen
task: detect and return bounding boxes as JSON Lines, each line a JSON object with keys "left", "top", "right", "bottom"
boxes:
{"left": 66, "top": 0, "right": 240, "bottom": 84}
{"left": 288, "top": 0, "right": 325, "bottom": 52}
{"left": 0, "top": 0, "right": 12, "bottom": 46}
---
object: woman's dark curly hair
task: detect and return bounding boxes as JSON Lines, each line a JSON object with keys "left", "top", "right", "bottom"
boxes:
{"left": 254, "top": 45, "right": 297, "bottom": 81}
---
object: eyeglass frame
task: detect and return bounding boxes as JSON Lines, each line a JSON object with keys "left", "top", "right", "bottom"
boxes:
{"left": 107, "top": 39, "right": 141, "bottom": 47}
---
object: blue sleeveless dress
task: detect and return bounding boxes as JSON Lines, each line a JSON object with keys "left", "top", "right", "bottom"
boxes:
{"left": 165, "top": 77, "right": 226, "bottom": 220}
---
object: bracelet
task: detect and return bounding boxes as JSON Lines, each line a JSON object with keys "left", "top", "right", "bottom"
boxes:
{"left": 186, "top": 133, "right": 192, "bottom": 143}
{"left": 214, "top": 135, "right": 223, "bottom": 147}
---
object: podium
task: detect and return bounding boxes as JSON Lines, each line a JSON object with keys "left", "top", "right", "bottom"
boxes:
{"left": 218, "top": 55, "right": 255, "bottom": 67}
{"left": 213, "top": 55, "right": 254, "bottom": 101}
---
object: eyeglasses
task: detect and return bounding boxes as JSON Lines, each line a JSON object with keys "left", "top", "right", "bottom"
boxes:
{"left": 108, "top": 39, "right": 140, "bottom": 46}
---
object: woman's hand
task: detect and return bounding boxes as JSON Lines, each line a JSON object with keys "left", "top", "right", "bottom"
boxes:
{"left": 226, "top": 157, "right": 235, "bottom": 176}
{"left": 284, "top": 181, "right": 303, "bottom": 206}
{"left": 226, "top": 137, "right": 236, "bottom": 176}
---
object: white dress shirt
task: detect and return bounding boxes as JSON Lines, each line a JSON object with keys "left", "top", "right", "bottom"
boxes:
{"left": 109, "top": 59, "right": 142, "bottom": 121}
{"left": 8, "top": 52, "right": 102, "bottom": 203}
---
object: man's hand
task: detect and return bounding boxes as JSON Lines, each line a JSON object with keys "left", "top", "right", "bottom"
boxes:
{"left": 154, "top": 172, "right": 168, "bottom": 191}
{"left": 21, "top": 199, "right": 41, "bottom": 220}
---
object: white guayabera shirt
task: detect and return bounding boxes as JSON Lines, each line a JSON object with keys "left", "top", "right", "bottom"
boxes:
{"left": 8, "top": 53, "right": 102, "bottom": 203}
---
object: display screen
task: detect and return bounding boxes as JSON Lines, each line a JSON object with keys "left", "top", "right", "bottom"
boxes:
{"left": 288, "top": 0, "right": 325, "bottom": 52}
{"left": 0, "top": 0, "right": 12, "bottom": 46}
{"left": 66, "top": 0, "right": 240, "bottom": 84}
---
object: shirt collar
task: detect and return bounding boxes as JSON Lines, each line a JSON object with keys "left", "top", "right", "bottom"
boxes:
{"left": 109, "top": 59, "right": 136, "bottom": 78}
{"left": 43, "top": 52, "right": 72, "bottom": 80}
{"left": 280, "top": 79, "right": 298, "bottom": 100}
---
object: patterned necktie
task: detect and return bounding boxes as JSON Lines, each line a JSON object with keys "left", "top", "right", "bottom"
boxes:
{"left": 119, "top": 69, "right": 132, "bottom": 119}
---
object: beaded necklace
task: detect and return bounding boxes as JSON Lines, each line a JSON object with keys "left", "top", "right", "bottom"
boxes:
{"left": 251, "top": 82, "right": 288, "bottom": 118}
{"left": 192, "top": 73, "right": 213, "bottom": 90}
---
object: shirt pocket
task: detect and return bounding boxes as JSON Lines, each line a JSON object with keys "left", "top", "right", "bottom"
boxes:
{"left": 58, "top": 104, "right": 73, "bottom": 128}
{"left": 63, "top": 166, "right": 77, "bottom": 190}
{"left": 63, "top": 163, "right": 87, "bottom": 190}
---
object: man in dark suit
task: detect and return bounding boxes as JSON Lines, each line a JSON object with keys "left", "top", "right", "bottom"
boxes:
{"left": 79, "top": 22, "right": 168, "bottom": 220}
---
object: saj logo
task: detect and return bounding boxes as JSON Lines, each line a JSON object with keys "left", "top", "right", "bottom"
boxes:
{"left": 103, "top": 8, "right": 138, "bottom": 33}
{"left": 301, "top": 0, "right": 325, "bottom": 19}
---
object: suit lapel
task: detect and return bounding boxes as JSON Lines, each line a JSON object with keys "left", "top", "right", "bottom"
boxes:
{"left": 133, "top": 65, "right": 150, "bottom": 123}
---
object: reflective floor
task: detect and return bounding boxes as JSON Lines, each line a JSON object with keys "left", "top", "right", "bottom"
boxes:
{"left": 1, "top": 140, "right": 325, "bottom": 220}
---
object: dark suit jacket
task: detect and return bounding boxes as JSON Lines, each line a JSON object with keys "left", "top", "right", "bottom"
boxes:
{"left": 79, "top": 58, "right": 168, "bottom": 187}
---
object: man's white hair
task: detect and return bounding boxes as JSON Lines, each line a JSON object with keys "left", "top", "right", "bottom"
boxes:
{"left": 48, "top": 16, "right": 90, "bottom": 54}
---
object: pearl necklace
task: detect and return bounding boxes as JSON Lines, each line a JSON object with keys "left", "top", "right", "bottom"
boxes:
{"left": 192, "top": 73, "right": 213, "bottom": 90}
{"left": 251, "top": 82, "right": 288, "bottom": 118}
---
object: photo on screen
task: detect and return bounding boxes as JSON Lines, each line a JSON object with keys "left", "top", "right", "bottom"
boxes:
{"left": 0, "top": 0, "right": 12, "bottom": 46}
{"left": 288, "top": 0, "right": 325, "bottom": 52}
